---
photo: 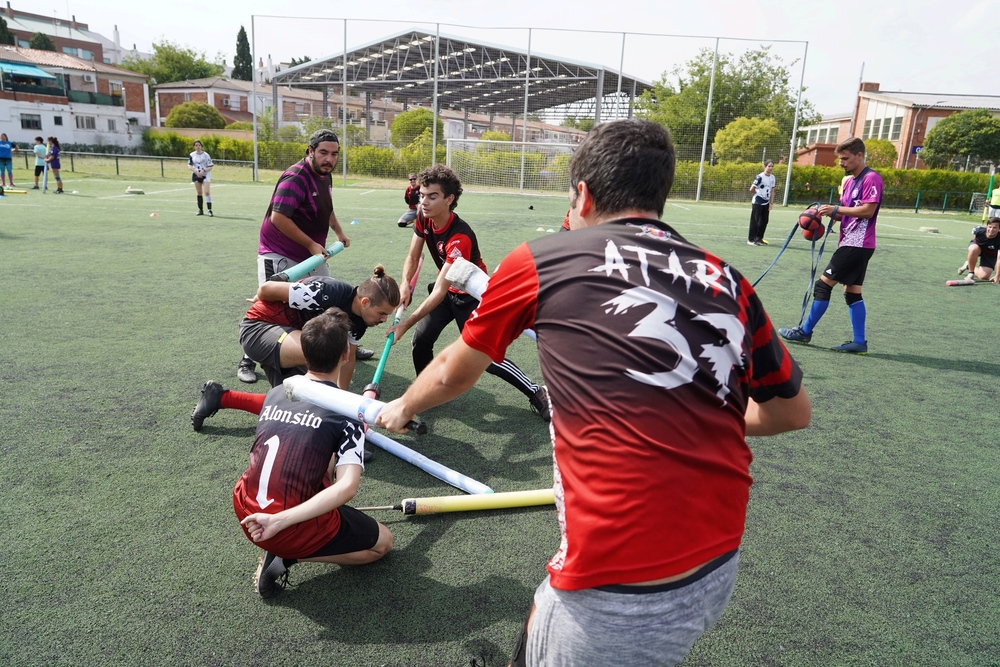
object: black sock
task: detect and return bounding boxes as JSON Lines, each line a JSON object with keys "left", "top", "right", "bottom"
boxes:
{"left": 197, "top": 195, "right": 203, "bottom": 211}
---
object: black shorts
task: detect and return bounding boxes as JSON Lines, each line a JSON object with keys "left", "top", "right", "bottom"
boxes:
{"left": 823, "top": 246, "right": 874, "bottom": 286}
{"left": 239, "top": 318, "right": 305, "bottom": 387}
{"left": 191, "top": 173, "right": 206, "bottom": 183}
{"left": 979, "top": 252, "right": 998, "bottom": 270}
{"left": 35, "top": 165, "right": 45, "bottom": 176}
{"left": 306, "top": 505, "right": 380, "bottom": 558}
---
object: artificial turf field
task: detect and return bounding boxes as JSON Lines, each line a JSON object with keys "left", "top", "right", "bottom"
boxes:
{"left": 1, "top": 172, "right": 998, "bottom": 667}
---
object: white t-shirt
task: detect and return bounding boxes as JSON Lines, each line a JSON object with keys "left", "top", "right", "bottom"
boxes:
{"left": 752, "top": 172, "right": 776, "bottom": 205}
{"left": 189, "top": 150, "right": 213, "bottom": 174}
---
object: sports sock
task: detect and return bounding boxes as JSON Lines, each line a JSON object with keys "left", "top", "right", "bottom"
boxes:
{"left": 197, "top": 195, "right": 203, "bottom": 211}
{"left": 801, "top": 299, "right": 829, "bottom": 335}
{"left": 848, "top": 299, "right": 866, "bottom": 343}
{"left": 221, "top": 390, "right": 266, "bottom": 414}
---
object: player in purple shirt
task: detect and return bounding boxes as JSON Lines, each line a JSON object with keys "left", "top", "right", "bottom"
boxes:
{"left": 779, "top": 137, "right": 883, "bottom": 354}
{"left": 238, "top": 130, "right": 365, "bottom": 383}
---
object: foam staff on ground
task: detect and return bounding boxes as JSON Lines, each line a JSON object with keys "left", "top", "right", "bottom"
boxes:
{"left": 283, "top": 375, "right": 489, "bottom": 494}
{"left": 359, "top": 488, "right": 552, "bottom": 515}
{"left": 446, "top": 257, "right": 537, "bottom": 341}
{"left": 364, "top": 254, "right": 424, "bottom": 400}
{"left": 268, "top": 241, "right": 345, "bottom": 282}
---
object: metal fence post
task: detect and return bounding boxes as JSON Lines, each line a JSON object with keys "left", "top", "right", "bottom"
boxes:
{"left": 70, "top": 154, "right": 75, "bottom": 172}
{"left": 161, "top": 159, "right": 164, "bottom": 178}
{"left": 115, "top": 156, "right": 120, "bottom": 176}
{"left": 914, "top": 191, "right": 921, "bottom": 214}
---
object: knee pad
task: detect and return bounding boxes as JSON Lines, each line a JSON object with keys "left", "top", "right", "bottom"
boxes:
{"left": 845, "top": 291, "right": 863, "bottom": 305}
{"left": 813, "top": 280, "right": 833, "bottom": 301}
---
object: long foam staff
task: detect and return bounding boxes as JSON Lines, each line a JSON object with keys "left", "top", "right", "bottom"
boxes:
{"left": 445, "top": 258, "right": 537, "bottom": 341}
{"left": 284, "top": 374, "right": 426, "bottom": 434}
{"left": 364, "top": 430, "right": 493, "bottom": 495}
{"left": 269, "top": 241, "right": 345, "bottom": 282}
{"left": 364, "top": 254, "right": 424, "bottom": 400}
{"left": 359, "top": 488, "right": 553, "bottom": 515}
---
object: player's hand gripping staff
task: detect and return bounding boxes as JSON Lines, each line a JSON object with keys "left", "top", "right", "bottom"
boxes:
{"left": 363, "top": 254, "right": 424, "bottom": 402}
{"left": 268, "top": 241, "right": 346, "bottom": 283}
{"left": 445, "top": 258, "right": 537, "bottom": 341}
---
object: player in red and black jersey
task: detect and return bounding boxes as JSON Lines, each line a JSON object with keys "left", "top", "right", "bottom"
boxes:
{"left": 386, "top": 164, "right": 549, "bottom": 422}
{"left": 234, "top": 308, "right": 393, "bottom": 598}
{"left": 397, "top": 172, "right": 421, "bottom": 227}
{"left": 378, "top": 120, "right": 811, "bottom": 666}
{"left": 957, "top": 217, "right": 1000, "bottom": 282}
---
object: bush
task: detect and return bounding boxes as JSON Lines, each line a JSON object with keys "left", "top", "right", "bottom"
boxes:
{"left": 225, "top": 121, "right": 253, "bottom": 131}
{"left": 164, "top": 102, "right": 227, "bottom": 129}
{"left": 345, "top": 145, "right": 402, "bottom": 177}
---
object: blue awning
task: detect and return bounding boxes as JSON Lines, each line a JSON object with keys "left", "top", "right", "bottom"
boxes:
{"left": 0, "top": 62, "right": 59, "bottom": 80}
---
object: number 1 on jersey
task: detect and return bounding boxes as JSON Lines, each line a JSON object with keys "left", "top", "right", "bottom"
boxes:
{"left": 256, "top": 435, "right": 280, "bottom": 509}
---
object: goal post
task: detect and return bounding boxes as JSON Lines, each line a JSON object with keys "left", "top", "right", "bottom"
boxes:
{"left": 446, "top": 138, "right": 576, "bottom": 193}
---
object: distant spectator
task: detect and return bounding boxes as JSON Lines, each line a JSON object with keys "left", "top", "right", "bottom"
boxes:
{"left": 44, "top": 137, "right": 63, "bottom": 194}
{"left": 0, "top": 133, "right": 16, "bottom": 188}
{"left": 31, "top": 137, "right": 46, "bottom": 190}
{"left": 396, "top": 173, "right": 421, "bottom": 227}
{"left": 189, "top": 140, "right": 214, "bottom": 216}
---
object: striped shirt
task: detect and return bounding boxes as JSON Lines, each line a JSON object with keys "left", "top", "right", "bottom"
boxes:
{"left": 259, "top": 158, "right": 333, "bottom": 263}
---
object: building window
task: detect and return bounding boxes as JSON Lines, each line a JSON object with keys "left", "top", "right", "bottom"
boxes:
{"left": 18, "top": 39, "right": 29, "bottom": 48}
{"left": 80, "top": 49, "right": 93, "bottom": 60}
{"left": 63, "top": 46, "right": 77, "bottom": 55}
{"left": 881, "top": 118, "right": 891, "bottom": 139}
{"left": 109, "top": 82, "right": 123, "bottom": 97}
{"left": 21, "top": 114, "right": 42, "bottom": 130}
{"left": 829, "top": 128, "right": 838, "bottom": 144}
{"left": 818, "top": 128, "right": 828, "bottom": 143}
{"left": 76, "top": 115, "right": 97, "bottom": 130}
{"left": 808, "top": 129, "right": 818, "bottom": 143}
{"left": 54, "top": 116, "right": 64, "bottom": 126}
{"left": 891, "top": 116, "right": 903, "bottom": 140}
{"left": 871, "top": 118, "right": 881, "bottom": 139}
{"left": 863, "top": 120, "right": 872, "bottom": 139}
{"left": 108, "top": 119, "right": 117, "bottom": 132}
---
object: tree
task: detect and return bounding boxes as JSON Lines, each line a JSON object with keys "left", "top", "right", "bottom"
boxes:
{"left": 863, "top": 138, "right": 898, "bottom": 170}
{"left": 225, "top": 121, "right": 253, "bottom": 131}
{"left": 576, "top": 118, "right": 595, "bottom": 132}
{"left": 389, "top": 108, "right": 443, "bottom": 149}
{"left": 560, "top": 115, "right": 577, "bottom": 128}
{"left": 636, "top": 46, "right": 818, "bottom": 158}
{"left": 712, "top": 117, "right": 785, "bottom": 163}
{"left": 920, "top": 108, "right": 1000, "bottom": 170}
{"left": 120, "top": 40, "right": 224, "bottom": 85}
{"left": 232, "top": 27, "right": 253, "bottom": 81}
{"left": 480, "top": 130, "right": 511, "bottom": 141}
{"left": 29, "top": 32, "right": 56, "bottom": 51}
{"left": 0, "top": 17, "right": 15, "bottom": 46}
{"left": 289, "top": 56, "right": 312, "bottom": 67}
{"left": 165, "top": 101, "right": 226, "bottom": 129}
{"left": 344, "top": 124, "right": 368, "bottom": 145}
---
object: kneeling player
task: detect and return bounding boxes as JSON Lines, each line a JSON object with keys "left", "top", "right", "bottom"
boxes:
{"left": 957, "top": 218, "right": 1000, "bottom": 283}
{"left": 234, "top": 308, "right": 393, "bottom": 598}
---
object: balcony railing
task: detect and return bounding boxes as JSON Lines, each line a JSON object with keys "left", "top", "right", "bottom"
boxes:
{"left": 5, "top": 81, "right": 67, "bottom": 97}
{"left": 67, "top": 90, "right": 124, "bottom": 106}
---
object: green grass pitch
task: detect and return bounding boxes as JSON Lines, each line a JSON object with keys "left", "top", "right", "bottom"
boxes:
{"left": 1, "top": 172, "right": 997, "bottom": 666}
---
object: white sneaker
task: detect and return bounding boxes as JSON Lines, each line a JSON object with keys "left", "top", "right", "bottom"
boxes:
{"left": 957, "top": 263, "right": 969, "bottom": 275}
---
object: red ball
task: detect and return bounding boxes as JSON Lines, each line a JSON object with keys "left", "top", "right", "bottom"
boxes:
{"left": 798, "top": 208, "right": 825, "bottom": 240}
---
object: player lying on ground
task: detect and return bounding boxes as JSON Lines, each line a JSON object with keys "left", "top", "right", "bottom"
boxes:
{"left": 192, "top": 266, "right": 399, "bottom": 430}
{"left": 956, "top": 218, "right": 1000, "bottom": 283}
{"left": 234, "top": 307, "right": 393, "bottom": 599}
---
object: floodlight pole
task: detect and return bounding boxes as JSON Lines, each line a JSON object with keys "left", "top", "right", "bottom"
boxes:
{"left": 251, "top": 15, "right": 258, "bottom": 181}
{"left": 519, "top": 29, "right": 532, "bottom": 192}
{"left": 695, "top": 38, "right": 719, "bottom": 203}
{"left": 432, "top": 25, "right": 440, "bottom": 170}
{"left": 782, "top": 41, "right": 807, "bottom": 207}
{"left": 342, "top": 20, "right": 348, "bottom": 186}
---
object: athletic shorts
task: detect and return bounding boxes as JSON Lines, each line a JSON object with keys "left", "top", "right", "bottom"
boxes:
{"left": 988, "top": 206, "right": 1000, "bottom": 218}
{"left": 35, "top": 165, "right": 45, "bottom": 176}
{"left": 257, "top": 252, "right": 331, "bottom": 284}
{"left": 0, "top": 158, "right": 11, "bottom": 171}
{"left": 397, "top": 208, "right": 418, "bottom": 226}
{"left": 823, "top": 246, "right": 875, "bottom": 286}
{"left": 239, "top": 318, "right": 305, "bottom": 387}
{"left": 523, "top": 550, "right": 740, "bottom": 667}
{"left": 978, "top": 252, "right": 997, "bottom": 270}
{"left": 305, "top": 505, "right": 380, "bottom": 558}
{"left": 191, "top": 172, "right": 211, "bottom": 183}
{"left": 48, "top": 159, "right": 60, "bottom": 170}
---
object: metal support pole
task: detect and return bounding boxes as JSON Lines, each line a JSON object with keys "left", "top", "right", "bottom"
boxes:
{"left": 782, "top": 41, "right": 808, "bottom": 207}
{"left": 342, "top": 20, "right": 348, "bottom": 185}
{"left": 695, "top": 38, "right": 719, "bottom": 203}
{"left": 431, "top": 24, "right": 440, "bottom": 169}
{"left": 251, "top": 15, "right": 258, "bottom": 181}
{"left": 519, "top": 28, "right": 532, "bottom": 193}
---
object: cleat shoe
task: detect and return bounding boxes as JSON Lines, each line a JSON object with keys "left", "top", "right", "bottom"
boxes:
{"left": 208, "top": 210, "right": 214, "bottom": 217}
{"left": 957, "top": 262, "right": 969, "bottom": 275}
{"left": 31, "top": 185, "right": 40, "bottom": 189}
{"left": 529, "top": 386, "right": 551, "bottom": 423}
{"left": 254, "top": 552, "right": 290, "bottom": 599}
{"left": 831, "top": 340, "right": 868, "bottom": 354}
{"left": 237, "top": 358, "right": 258, "bottom": 383}
{"left": 759, "top": 239, "right": 769, "bottom": 245}
{"left": 196, "top": 210, "right": 204, "bottom": 216}
{"left": 966, "top": 273, "right": 976, "bottom": 282}
{"left": 355, "top": 347, "right": 375, "bottom": 361}
{"left": 747, "top": 240, "right": 757, "bottom": 246}
{"left": 363, "top": 448, "right": 373, "bottom": 463}
{"left": 191, "top": 381, "right": 225, "bottom": 431}
{"left": 778, "top": 326, "right": 812, "bottom": 343}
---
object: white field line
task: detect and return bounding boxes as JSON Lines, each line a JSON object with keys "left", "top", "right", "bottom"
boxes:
{"left": 98, "top": 184, "right": 229, "bottom": 200}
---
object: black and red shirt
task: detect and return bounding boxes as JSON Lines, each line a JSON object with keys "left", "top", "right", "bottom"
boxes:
{"left": 414, "top": 211, "right": 489, "bottom": 294}
{"left": 463, "top": 217, "right": 802, "bottom": 591}
{"left": 244, "top": 276, "right": 368, "bottom": 345}
{"left": 404, "top": 185, "right": 420, "bottom": 209}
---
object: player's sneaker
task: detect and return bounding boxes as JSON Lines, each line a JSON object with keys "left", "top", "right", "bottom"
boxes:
{"left": 355, "top": 347, "right": 375, "bottom": 361}
{"left": 529, "top": 386, "right": 551, "bottom": 423}
{"left": 831, "top": 340, "right": 868, "bottom": 355}
{"left": 747, "top": 240, "right": 757, "bottom": 246}
{"left": 208, "top": 210, "right": 214, "bottom": 217}
{"left": 759, "top": 239, "right": 769, "bottom": 245}
{"left": 966, "top": 273, "right": 976, "bottom": 282}
{"left": 196, "top": 210, "right": 203, "bottom": 215}
{"left": 237, "top": 357, "right": 258, "bottom": 383}
{"left": 778, "top": 326, "right": 812, "bottom": 343}
{"left": 957, "top": 262, "right": 969, "bottom": 275}
{"left": 254, "top": 552, "right": 291, "bottom": 599}
{"left": 191, "top": 381, "right": 225, "bottom": 431}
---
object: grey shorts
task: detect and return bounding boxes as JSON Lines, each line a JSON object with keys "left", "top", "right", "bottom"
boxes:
{"left": 258, "top": 252, "right": 331, "bottom": 284}
{"left": 239, "top": 318, "right": 305, "bottom": 387}
{"left": 397, "top": 208, "right": 418, "bottom": 226}
{"left": 525, "top": 551, "right": 739, "bottom": 667}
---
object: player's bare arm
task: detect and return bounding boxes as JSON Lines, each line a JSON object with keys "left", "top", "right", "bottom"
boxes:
{"left": 386, "top": 265, "right": 451, "bottom": 343}
{"left": 744, "top": 387, "right": 811, "bottom": 437}
{"left": 241, "top": 464, "right": 363, "bottom": 542}
{"left": 818, "top": 202, "right": 878, "bottom": 220}
{"left": 399, "top": 233, "right": 426, "bottom": 307}
{"left": 256, "top": 281, "right": 293, "bottom": 303}
{"left": 377, "top": 338, "right": 493, "bottom": 432}
{"left": 328, "top": 211, "right": 350, "bottom": 247}
{"left": 270, "top": 211, "right": 328, "bottom": 257}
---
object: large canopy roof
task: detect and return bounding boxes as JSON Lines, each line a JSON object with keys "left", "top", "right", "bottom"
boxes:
{"left": 271, "top": 29, "right": 651, "bottom": 116}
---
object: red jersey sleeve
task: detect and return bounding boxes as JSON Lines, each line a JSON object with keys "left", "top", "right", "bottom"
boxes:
{"left": 462, "top": 243, "right": 538, "bottom": 363}
{"left": 443, "top": 233, "right": 473, "bottom": 265}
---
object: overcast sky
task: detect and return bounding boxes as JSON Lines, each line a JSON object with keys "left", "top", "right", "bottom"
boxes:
{"left": 31, "top": 0, "right": 997, "bottom": 116}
